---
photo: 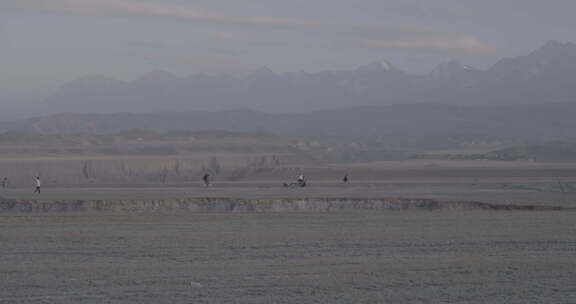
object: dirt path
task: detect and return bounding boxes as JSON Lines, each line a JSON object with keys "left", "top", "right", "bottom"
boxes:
{"left": 3, "top": 183, "right": 576, "bottom": 206}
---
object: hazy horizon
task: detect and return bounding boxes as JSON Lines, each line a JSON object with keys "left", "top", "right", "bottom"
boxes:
{"left": 2, "top": 1, "right": 576, "bottom": 101}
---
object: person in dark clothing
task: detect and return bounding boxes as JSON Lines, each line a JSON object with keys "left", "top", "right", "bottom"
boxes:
{"left": 202, "top": 173, "right": 211, "bottom": 187}
{"left": 2, "top": 177, "right": 7, "bottom": 189}
{"left": 343, "top": 174, "right": 349, "bottom": 183}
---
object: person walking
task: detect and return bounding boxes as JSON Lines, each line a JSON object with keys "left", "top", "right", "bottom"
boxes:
{"left": 343, "top": 174, "right": 349, "bottom": 183}
{"left": 202, "top": 173, "right": 211, "bottom": 187}
{"left": 2, "top": 177, "right": 7, "bottom": 189}
{"left": 34, "top": 176, "right": 41, "bottom": 194}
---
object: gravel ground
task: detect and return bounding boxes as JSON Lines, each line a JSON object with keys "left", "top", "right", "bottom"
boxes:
{"left": 1, "top": 211, "right": 576, "bottom": 303}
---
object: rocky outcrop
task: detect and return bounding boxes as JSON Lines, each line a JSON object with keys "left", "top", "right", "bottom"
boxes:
{"left": 0, "top": 197, "right": 567, "bottom": 214}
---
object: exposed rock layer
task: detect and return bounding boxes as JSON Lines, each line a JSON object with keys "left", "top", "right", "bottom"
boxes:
{"left": 0, "top": 197, "right": 568, "bottom": 214}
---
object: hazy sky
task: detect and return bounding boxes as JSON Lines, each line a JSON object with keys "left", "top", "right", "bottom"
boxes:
{"left": 1, "top": 0, "right": 575, "bottom": 99}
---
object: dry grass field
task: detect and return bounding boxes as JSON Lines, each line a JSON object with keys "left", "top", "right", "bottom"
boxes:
{"left": 1, "top": 211, "right": 575, "bottom": 303}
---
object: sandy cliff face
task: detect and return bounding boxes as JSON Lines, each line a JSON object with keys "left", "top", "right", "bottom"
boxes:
{"left": 0, "top": 158, "right": 203, "bottom": 185}
{"left": 0, "top": 153, "right": 293, "bottom": 186}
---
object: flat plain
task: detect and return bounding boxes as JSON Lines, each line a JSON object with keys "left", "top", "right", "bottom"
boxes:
{"left": 3, "top": 180, "right": 576, "bottom": 206}
{"left": 1, "top": 211, "right": 576, "bottom": 303}
{"left": 2, "top": 158, "right": 576, "bottom": 303}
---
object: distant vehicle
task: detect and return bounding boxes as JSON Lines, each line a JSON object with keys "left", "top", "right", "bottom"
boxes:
{"left": 284, "top": 174, "right": 307, "bottom": 188}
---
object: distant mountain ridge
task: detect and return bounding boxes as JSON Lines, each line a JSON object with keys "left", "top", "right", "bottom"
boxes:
{"left": 39, "top": 41, "right": 576, "bottom": 114}
{"left": 4, "top": 103, "right": 576, "bottom": 148}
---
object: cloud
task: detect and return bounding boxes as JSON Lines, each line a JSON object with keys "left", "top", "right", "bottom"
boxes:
{"left": 364, "top": 35, "right": 497, "bottom": 55}
{"left": 9, "top": 0, "right": 322, "bottom": 28}
{"left": 8, "top": 0, "right": 497, "bottom": 55}
{"left": 215, "top": 32, "right": 285, "bottom": 47}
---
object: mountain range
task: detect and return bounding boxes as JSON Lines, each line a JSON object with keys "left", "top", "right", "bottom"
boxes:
{"left": 38, "top": 40, "right": 576, "bottom": 114}
{"left": 3, "top": 102, "right": 576, "bottom": 149}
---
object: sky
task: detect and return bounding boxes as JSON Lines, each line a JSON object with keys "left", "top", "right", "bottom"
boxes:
{"left": 1, "top": 0, "right": 575, "bottom": 100}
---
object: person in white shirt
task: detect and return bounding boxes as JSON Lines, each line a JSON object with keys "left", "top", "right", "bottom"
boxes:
{"left": 34, "top": 176, "right": 41, "bottom": 194}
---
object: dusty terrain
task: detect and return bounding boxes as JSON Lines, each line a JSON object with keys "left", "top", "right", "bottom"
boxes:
{"left": 2, "top": 144, "right": 576, "bottom": 303}
{"left": 1, "top": 211, "right": 575, "bottom": 303}
{"left": 3, "top": 178, "right": 576, "bottom": 207}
